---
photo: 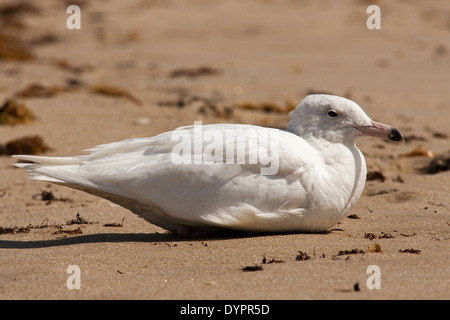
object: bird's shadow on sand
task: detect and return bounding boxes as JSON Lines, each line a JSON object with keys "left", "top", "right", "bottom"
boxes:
{"left": 0, "top": 233, "right": 175, "bottom": 249}
{"left": 0, "top": 230, "right": 331, "bottom": 249}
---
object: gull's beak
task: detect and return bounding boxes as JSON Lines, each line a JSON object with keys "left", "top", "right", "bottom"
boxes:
{"left": 354, "top": 121, "right": 404, "bottom": 142}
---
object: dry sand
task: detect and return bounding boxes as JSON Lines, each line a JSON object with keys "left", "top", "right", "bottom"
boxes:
{"left": 0, "top": 0, "right": 449, "bottom": 300}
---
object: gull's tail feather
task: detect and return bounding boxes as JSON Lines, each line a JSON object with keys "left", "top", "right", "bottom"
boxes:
{"left": 11, "top": 153, "right": 182, "bottom": 231}
{"left": 12, "top": 155, "right": 94, "bottom": 186}
{"left": 10, "top": 138, "right": 155, "bottom": 192}
{"left": 12, "top": 155, "right": 132, "bottom": 211}
{"left": 12, "top": 155, "right": 83, "bottom": 165}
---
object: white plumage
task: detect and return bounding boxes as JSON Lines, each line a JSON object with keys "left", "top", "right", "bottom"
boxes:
{"left": 13, "top": 94, "right": 403, "bottom": 235}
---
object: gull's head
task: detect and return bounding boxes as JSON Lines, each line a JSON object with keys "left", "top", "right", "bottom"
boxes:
{"left": 287, "top": 94, "right": 404, "bottom": 145}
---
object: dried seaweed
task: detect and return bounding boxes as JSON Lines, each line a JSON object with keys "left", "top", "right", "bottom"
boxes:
{"left": 431, "top": 131, "right": 448, "bottom": 139}
{"left": 32, "top": 190, "right": 73, "bottom": 205}
{"left": 0, "top": 99, "right": 35, "bottom": 125}
{"left": 337, "top": 248, "right": 365, "bottom": 256}
{"left": 365, "top": 232, "right": 395, "bottom": 240}
{"left": 2, "top": 135, "right": 51, "bottom": 155}
{"left": 52, "top": 226, "right": 83, "bottom": 235}
{"left": 0, "top": 226, "right": 31, "bottom": 235}
{"left": 241, "top": 265, "right": 263, "bottom": 272}
{"left": 237, "top": 100, "right": 295, "bottom": 114}
{"left": 367, "top": 243, "right": 382, "bottom": 253}
{"left": 262, "top": 255, "right": 285, "bottom": 264}
{"left": 238, "top": 101, "right": 287, "bottom": 113}
{"left": 378, "top": 231, "right": 395, "bottom": 239}
{"left": 66, "top": 213, "right": 90, "bottom": 225}
{"left": 169, "top": 66, "right": 221, "bottom": 78}
{"left": 0, "top": 2, "right": 40, "bottom": 18}
{"left": 399, "top": 248, "right": 421, "bottom": 254}
{"left": 28, "top": 33, "right": 59, "bottom": 46}
{"left": 90, "top": 85, "right": 142, "bottom": 106}
{"left": 15, "top": 83, "right": 73, "bottom": 98}
{"left": 53, "top": 59, "right": 94, "bottom": 74}
{"left": 364, "top": 232, "right": 376, "bottom": 240}
{"left": 158, "top": 93, "right": 233, "bottom": 119}
{"left": 0, "top": 33, "right": 34, "bottom": 61}
{"left": 366, "top": 171, "right": 386, "bottom": 182}
{"left": 422, "top": 150, "right": 450, "bottom": 174}
{"left": 103, "top": 218, "right": 125, "bottom": 227}
{"left": 0, "top": 214, "right": 100, "bottom": 237}
{"left": 295, "top": 250, "right": 312, "bottom": 261}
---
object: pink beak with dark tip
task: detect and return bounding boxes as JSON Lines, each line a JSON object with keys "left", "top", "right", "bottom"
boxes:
{"left": 354, "top": 121, "right": 404, "bottom": 142}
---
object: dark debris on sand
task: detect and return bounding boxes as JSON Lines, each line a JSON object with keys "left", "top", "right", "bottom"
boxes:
{"left": 0, "top": 99, "right": 35, "bottom": 125}
{"left": 1, "top": 135, "right": 51, "bottom": 156}
{"left": 421, "top": 150, "right": 450, "bottom": 174}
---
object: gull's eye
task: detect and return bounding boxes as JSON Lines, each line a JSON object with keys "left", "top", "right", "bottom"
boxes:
{"left": 328, "top": 110, "right": 338, "bottom": 118}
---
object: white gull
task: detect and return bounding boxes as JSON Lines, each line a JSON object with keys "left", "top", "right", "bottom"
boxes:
{"left": 13, "top": 94, "right": 404, "bottom": 235}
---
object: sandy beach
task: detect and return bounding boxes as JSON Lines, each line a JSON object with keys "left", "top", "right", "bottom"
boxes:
{"left": 0, "top": 0, "right": 449, "bottom": 300}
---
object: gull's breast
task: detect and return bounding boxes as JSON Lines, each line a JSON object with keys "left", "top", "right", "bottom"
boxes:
{"left": 298, "top": 145, "right": 367, "bottom": 230}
